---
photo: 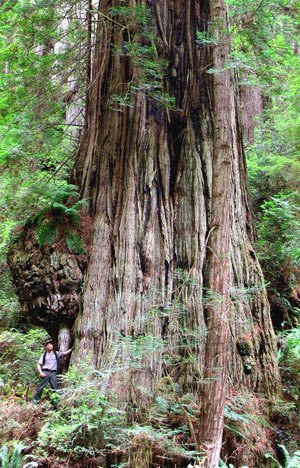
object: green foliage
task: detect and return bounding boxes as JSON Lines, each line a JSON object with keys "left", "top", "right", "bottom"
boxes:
{"left": 196, "top": 31, "right": 218, "bottom": 46}
{"left": 0, "top": 328, "right": 47, "bottom": 395}
{"left": 36, "top": 356, "right": 202, "bottom": 463}
{"left": 256, "top": 193, "right": 300, "bottom": 283}
{"left": 237, "top": 4, "right": 300, "bottom": 367}
{"left": 20, "top": 183, "right": 87, "bottom": 252}
{"left": 278, "top": 326, "right": 300, "bottom": 401}
{"left": 266, "top": 446, "right": 300, "bottom": 468}
{"left": 226, "top": 0, "right": 300, "bottom": 85}
{"left": 38, "top": 363, "right": 126, "bottom": 458}
{"left": 65, "top": 232, "right": 84, "bottom": 254}
{"left": 247, "top": 118, "right": 300, "bottom": 207}
{"left": 284, "top": 327, "right": 300, "bottom": 363}
{"left": 0, "top": 0, "right": 79, "bottom": 170}
{"left": 34, "top": 219, "right": 57, "bottom": 247}
{"left": 109, "top": 5, "right": 175, "bottom": 110}
{"left": 228, "top": 1, "right": 300, "bottom": 210}
{"left": 0, "top": 441, "right": 24, "bottom": 468}
{"left": 224, "top": 394, "right": 272, "bottom": 442}
{"left": 0, "top": 0, "right": 88, "bottom": 320}
{"left": 110, "top": 4, "right": 150, "bottom": 23}
{"left": 0, "top": 268, "right": 20, "bottom": 331}
{"left": 278, "top": 446, "right": 300, "bottom": 468}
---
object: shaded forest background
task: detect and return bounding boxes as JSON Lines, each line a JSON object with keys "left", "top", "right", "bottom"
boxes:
{"left": 0, "top": 0, "right": 299, "bottom": 467}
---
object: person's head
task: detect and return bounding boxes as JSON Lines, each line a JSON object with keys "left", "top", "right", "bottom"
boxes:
{"left": 45, "top": 339, "right": 53, "bottom": 352}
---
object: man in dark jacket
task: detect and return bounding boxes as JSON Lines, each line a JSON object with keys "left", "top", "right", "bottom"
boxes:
{"left": 34, "top": 338, "right": 72, "bottom": 402}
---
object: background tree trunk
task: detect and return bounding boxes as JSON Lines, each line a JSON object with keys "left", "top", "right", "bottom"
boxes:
{"left": 239, "top": 84, "right": 263, "bottom": 145}
{"left": 68, "top": 0, "right": 280, "bottom": 463}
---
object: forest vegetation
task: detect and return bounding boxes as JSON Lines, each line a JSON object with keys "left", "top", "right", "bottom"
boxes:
{"left": 0, "top": 0, "right": 299, "bottom": 467}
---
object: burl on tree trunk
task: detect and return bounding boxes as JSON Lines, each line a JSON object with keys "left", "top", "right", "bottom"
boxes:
{"left": 8, "top": 216, "right": 89, "bottom": 352}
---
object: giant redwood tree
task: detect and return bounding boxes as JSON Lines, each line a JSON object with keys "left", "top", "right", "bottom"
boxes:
{"left": 73, "top": 0, "right": 280, "bottom": 463}
{"left": 9, "top": 0, "right": 281, "bottom": 466}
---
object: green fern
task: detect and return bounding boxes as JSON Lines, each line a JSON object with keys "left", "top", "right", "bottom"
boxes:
{"left": 224, "top": 403, "right": 272, "bottom": 441}
{"left": 35, "top": 219, "right": 57, "bottom": 246}
{"left": 27, "top": 184, "right": 82, "bottom": 225}
{"left": 28, "top": 186, "right": 88, "bottom": 248}
{"left": 9, "top": 442, "right": 24, "bottom": 468}
{"left": 48, "top": 184, "right": 81, "bottom": 204}
{"left": 52, "top": 203, "right": 80, "bottom": 224}
{"left": 66, "top": 232, "right": 84, "bottom": 254}
{"left": 224, "top": 405, "right": 252, "bottom": 424}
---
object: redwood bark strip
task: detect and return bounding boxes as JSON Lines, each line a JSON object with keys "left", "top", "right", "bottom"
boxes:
{"left": 198, "top": 1, "right": 236, "bottom": 465}
{"left": 84, "top": 0, "right": 92, "bottom": 130}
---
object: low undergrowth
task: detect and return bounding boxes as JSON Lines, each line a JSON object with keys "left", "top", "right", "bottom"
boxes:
{"left": 0, "top": 328, "right": 47, "bottom": 396}
{"left": 0, "top": 328, "right": 299, "bottom": 467}
{"left": 271, "top": 326, "right": 300, "bottom": 464}
{"left": 35, "top": 363, "right": 203, "bottom": 467}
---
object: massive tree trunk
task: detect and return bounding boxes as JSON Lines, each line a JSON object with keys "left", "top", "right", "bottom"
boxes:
{"left": 8, "top": 0, "right": 280, "bottom": 465}
{"left": 70, "top": 0, "right": 280, "bottom": 464}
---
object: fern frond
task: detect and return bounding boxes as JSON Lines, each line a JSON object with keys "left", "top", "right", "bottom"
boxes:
{"left": 35, "top": 221, "right": 57, "bottom": 246}
{"left": 71, "top": 198, "right": 89, "bottom": 210}
{"left": 52, "top": 202, "right": 69, "bottom": 212}
{"left": 278, "top": 444, "right": 292, "bottom": 467}
{"left": 50, "top": 184, "right": 80, "bottom": 203}
{"left": 0, "top": 444, "right": 9, "bottom": 467}
{"left": 10, "top": 442, "right": 24, "bottom": 468}
{"left": 66, "top": 232, "right": 84, "bottom": 254}
{"left": 224, "top": 423, "right": 248, "bottom": 440}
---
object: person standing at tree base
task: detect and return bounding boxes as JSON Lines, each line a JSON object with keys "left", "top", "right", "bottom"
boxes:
{"left": 34, "top": 338, "right": 72, "bottom": 402}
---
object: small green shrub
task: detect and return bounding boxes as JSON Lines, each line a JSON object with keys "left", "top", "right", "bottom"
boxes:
{"left": 284, "top": 327, "right": 300, "bottom": 363}
{"left": 278, "top": 326, "right": 300, "bottom": 401}
{"left": 37, "top": 361, "right": 204, "bottom": 463}
{"left": 257, "top": 193, "right": 300, "bottom": 283}
{"left": 37, "top": 363, "right": 126, "bottom": 458}
{"left": 0, "top": 441, "right": 24, "bottom": 468}
{"left": 0, "top": 328, "right": 48, "bottom": 395}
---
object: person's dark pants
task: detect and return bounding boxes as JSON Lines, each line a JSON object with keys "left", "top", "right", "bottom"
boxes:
{"left": 34, "top": 371, "right": 58, "bottom": 401}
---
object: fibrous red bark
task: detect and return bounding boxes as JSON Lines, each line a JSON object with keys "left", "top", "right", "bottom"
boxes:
{"left": 71, "top": 2, "right": 280, "bottom": 463}
{"left": 9, "top": 0, "right": 281, "bottom": 465}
